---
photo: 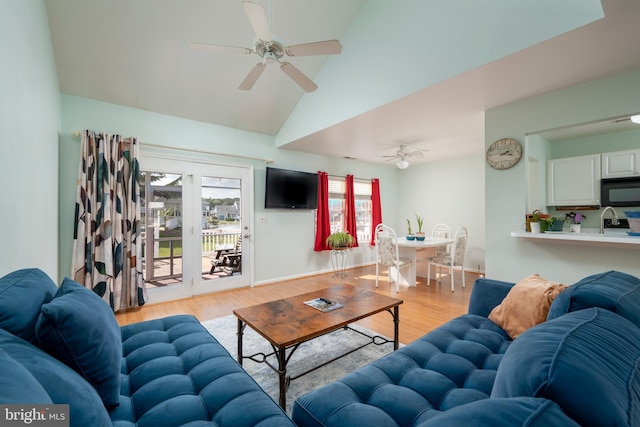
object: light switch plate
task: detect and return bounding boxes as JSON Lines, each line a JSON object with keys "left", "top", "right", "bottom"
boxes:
{"left": 257, "top": 215, "right": 267, "bottom": 223}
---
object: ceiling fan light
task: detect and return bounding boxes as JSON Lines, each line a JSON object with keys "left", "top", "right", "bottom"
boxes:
{"left": 631, "top": 115, "right": 640, "bottom": 124}
{"left": 397, "top": 160, "right": 409, "bottom": 169}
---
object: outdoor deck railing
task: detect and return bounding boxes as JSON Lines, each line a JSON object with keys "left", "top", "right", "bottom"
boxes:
{"left": 142, "top": 230, "right": 241, "bottom": 281}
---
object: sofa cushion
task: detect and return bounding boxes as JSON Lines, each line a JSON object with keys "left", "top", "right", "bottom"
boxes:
{"left": 36, "top": 278, "right": 122, "bottom": 409}
{"left": 492, "top": 308, "right": 640, "bottom": 427}
{"left": 0, "top": 348, "right": 53, "bottom": 404}
{"left": 547, "top": 270, "right": 640, "bottom": 327}
{"left": 467, "top": 278, "right": 514, "bottom": 317}
{"left": 488, "top": 274, "right": 566, "bottom": 339}
{"left": 292, "top": 314, "right": 512, "bottom": 427}
{"left": 0, "top": 268, "right": 57, "bottom": 343}
{"left": 0, "top": 329, "right": 111, "bottom": 426}
{"left": 415, "top": 397, "right": 579, "bottom": 427}
{"left": 113, "top": 315, "right": 295, "bottom": 427}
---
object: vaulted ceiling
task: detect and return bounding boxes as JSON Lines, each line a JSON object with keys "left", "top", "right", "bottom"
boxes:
{"left": 44, "top": 0, "right": 640, "bottom": 166}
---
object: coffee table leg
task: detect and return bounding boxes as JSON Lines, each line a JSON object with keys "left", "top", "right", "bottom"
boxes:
{"left": 393, "top": 306, "right": 400, "bottom": 350}
{"left": 277, "top": 347, "right": 287, "bottom": 409}
{"left": 237, "top": 318, "right": 244, "bottom": 366}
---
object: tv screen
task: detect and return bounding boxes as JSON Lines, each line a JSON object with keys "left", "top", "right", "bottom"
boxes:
{"left": 265, "top": 167, "right": 318, "bottom": 209}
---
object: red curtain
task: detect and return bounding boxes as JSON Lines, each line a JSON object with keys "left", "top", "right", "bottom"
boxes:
{"left": 314, "top": 171, "right": 331, "bottom": 251}
{"left": 345, "top": 174, "right": 359, "bottom": 247}
{"left": 370, "top": 178, "right": 382, "bottom": 245}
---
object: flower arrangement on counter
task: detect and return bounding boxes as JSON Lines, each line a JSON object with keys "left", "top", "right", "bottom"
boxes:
{"left": 565, "top": 212, "right": 586, "bottom": 224}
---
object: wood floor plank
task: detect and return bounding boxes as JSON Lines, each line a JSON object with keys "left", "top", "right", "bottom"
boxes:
{"left": 115, "top": 266, "right": 480, "bottom": 344}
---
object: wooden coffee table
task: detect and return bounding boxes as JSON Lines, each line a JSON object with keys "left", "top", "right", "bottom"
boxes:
{"left": 233, "top": 284, "right": 403, "bottom": 409}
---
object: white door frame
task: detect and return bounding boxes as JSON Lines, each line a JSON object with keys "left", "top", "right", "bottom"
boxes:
{"left": 140, "top": 153, "right": 254, "bottom": 304}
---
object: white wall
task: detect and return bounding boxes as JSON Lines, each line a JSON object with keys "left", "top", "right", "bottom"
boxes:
{"left": 58, "top": 95, "right": 399, "bottom": 283}
{"left": 397, "top": 155, "right": 485, "bottom": 275}
{"left": 485, "top": 70, "right": 640, "bottom": 285}
{"left": 0, "top": 0, "right": 60, "bottom": 278}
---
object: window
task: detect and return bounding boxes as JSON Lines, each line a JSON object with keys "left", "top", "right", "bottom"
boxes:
{"left": 328, "top": 177, "right": 372, "bottom": 243}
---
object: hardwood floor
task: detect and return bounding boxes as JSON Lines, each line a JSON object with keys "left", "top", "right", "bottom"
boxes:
{"left": 115, "top": 265, "right": 480, "bottom": 344}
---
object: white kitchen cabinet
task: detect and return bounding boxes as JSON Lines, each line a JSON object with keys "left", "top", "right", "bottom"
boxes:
{"left": 602, "top": 149, "right": 640, "bottom": 178}
{"left": 547, "top": 154, "right": 601, "bottom": 206}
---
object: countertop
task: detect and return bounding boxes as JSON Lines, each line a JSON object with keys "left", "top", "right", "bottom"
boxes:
{"left": 511, "top": 228, "right": 640, "bottom": 248}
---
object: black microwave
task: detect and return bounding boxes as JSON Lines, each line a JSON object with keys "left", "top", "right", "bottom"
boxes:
{"left": 601, "top": 177, "right": 640, "bottom": 207}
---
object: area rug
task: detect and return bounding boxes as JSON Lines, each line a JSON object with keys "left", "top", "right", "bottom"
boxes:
{"left": 201, "top": 314, "right": 397, "bottom": 414}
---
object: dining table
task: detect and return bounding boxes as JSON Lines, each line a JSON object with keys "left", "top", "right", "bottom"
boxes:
{"left": 393, "top": 236, "right": 454, "bottom": 287}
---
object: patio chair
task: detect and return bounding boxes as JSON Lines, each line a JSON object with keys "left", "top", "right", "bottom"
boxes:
{"left": 210, "top": 237, "right": 242, "bottom": 275}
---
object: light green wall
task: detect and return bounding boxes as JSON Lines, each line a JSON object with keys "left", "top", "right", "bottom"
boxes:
{"left": 486, "top": 70, "right": 640, "bottom": 285}
{"left": 397, "top": 155, "right": 486, "bottom": 273}
{"left": 550, "top": 128, "right": 640, "bottom": 159}
{"left": 0, "top": 0, "right": 60, "bottom": 279}
{"left": 277, "top": 0, "right": 602, "bottom": 147}
{"left": 59, "top": 95, "right": 399, "bottom": 283}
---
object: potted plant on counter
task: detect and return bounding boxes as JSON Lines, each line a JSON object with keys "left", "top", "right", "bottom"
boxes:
{"left": 326, "top": 231, "right": 355, "bottom": 250}
{"left": 415, "top": 214, "right": 426, "bottom": 241}
{"left": 406, "top": 219, "right": 415, "bottom": 240}
{"left": 566, "top": 212, "right": 586, "bottom": 233}
{"left": 527, "top": 209, "right": 553, "bottom": 233}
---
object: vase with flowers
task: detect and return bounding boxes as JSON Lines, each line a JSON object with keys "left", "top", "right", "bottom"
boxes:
{"left": 566, "top": 212, "right": 586, "bottom": 233}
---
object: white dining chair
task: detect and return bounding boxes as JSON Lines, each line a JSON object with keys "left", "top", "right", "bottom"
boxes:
{"left": 424, "top": 223, "right": 451, "bottom": 282}
{"left": 427, "top": 226, "right": 468, "bottom": 292}
{"left": 374, "top": 223, "right": 411, "bottom": 293}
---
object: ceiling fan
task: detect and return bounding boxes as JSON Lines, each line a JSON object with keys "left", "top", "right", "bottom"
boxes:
{"left": 190, "top": 1, "right": 342, "bottom": 92}
{"left": 383, "top": 145, "right": 427, "bottom": 169}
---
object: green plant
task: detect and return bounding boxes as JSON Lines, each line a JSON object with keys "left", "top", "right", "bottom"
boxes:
{"left": 540, "top": 216, "right": 556, "bottom": 232}
{"left": 406, "top": 218, "right": 413, "bottom": 235}
{"left": 326, "top": 231, "right": 355, "bottom": 249}
{"left": 415, "top": 214, "right": 424, "bottom": 233}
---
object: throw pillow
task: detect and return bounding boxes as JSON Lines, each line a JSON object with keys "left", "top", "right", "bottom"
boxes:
{"left": 489, "top": 274, "right": 566, "bottom": 339}
{"left": 36, "top": 278, "right": 122, "bottom": 409}
{"left": 0, "top": 268, "right": 57, "bottom": 343}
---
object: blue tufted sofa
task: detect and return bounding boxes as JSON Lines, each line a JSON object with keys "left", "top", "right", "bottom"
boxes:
{"left": 293, "top": 270, "right": 640, "bottom": 427}
{"left": 0, "top": 268, "right": 295, "bottom": 427}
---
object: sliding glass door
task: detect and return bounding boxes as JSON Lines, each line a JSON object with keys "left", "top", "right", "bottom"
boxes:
{"left": 139, "top": 155, "right": 253, "bottom": 303}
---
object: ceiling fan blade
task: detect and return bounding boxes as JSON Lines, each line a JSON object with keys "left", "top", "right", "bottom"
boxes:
{"left": 190, "top": 43, "right": 253, "bottom": 55}
{"left": 285, "top": 40, "right": 342, "bottom": 57}
{"left": 238, "top": 62, "right": 267, "bottom": 90}
{"left": 407, "top": 151, "right": 425, "bottom": 158}
{"left": 280, "top": 62, "right": 317, "bottom": 92}
{"left": 241, "top": 1, "right": 272, "bottom": 43}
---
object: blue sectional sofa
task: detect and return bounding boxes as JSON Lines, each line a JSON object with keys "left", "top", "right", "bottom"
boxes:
{"left": 0, "top": 268, "right": 294, "bottom": 427}
{"left": 293, "top": 270, "right": 640, "bottom": 427}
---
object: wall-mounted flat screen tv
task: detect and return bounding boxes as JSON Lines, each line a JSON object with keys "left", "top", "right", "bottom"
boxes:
{"left": 265, "top": 167, "right": 318, "bottom": 209}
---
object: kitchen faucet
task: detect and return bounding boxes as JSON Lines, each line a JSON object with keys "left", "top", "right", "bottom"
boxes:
{"left": 600, "top": 206, "right": 619, "bottom": 234}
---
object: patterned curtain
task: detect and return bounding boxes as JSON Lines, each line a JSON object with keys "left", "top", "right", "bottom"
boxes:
{"left": 72, "top": 130, "right": 147, "bottom": 311}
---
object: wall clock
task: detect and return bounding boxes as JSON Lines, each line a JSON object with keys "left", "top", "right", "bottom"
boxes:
{"left": 486, "top": 138, "right": 522, "bottom": 170}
